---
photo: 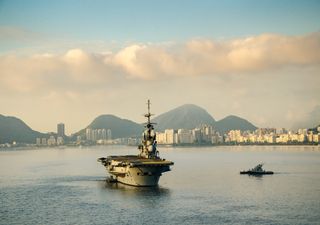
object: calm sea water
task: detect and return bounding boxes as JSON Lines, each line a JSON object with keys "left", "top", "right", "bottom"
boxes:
{"left": 1, "top": 145, "right": 319, "bottom": 225}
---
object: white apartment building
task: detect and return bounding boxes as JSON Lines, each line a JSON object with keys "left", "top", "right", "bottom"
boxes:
{"left": 86, "top": 128, "right": 112, "bottom": 142}
{"left": 192, "top": 128, "right": 201, "bottom": 143}
{"left": 57, "top": 136, "right": 64, "bottom": 145}
{"left": 36, "top": 138, "right": 41, "bottom": 145}
{"left": 177, "top": 129, "right": 193, "bottom": 144}
{"left": 41, "top": 138, "right": 47, "bottom": 145}
{"left": 165, "top": 129, "right": 177, "bottom": 144}
{"left": 156, "top": 132, "right": 167, "bottom": 144}
{"left": 47, "top": 136, "right": 56, "bottom": 146}
{"left": 86, "top": 128, "right": 92, "bottom": 141}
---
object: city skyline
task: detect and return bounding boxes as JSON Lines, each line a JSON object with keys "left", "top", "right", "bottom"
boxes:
{"left": 0, "top": 0, "right": 319, "bottom": 133}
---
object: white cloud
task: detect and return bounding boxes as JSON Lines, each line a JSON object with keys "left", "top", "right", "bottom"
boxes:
{"left": 108, "top": 32, "right": 320, "bottom": 79}
{"left": 115, "top": 32, "right": 320, "bottom": 78}
{"left": 113, "top": 45, "right": 149, "bottom": 79}
{"left": 0, "top": 49, "right": 118, "bottom": 93}
{"left": 1, "top": 32, "right": 319, "bottom": 93}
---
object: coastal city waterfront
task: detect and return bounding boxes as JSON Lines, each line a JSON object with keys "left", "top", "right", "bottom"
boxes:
{"left": 1, "top": 123, "right": 319, "bottom": 149}
{"left": 1, "top": 145, "right": 319, "bottom": 225}
{"left": 155, "top": 126, "right": 320, "bottom": 145}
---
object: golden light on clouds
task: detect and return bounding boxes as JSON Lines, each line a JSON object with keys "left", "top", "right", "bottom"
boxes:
{"left": 1, "top": 32, "right": 319, "bottom": 93}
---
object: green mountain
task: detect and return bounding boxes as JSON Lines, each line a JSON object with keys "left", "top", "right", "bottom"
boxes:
{"left": 0, "top": 114, "right": 45, "bottom": 144}
{"left": 152, "top": 104, "right": 215, "bottom": 131}
{"left": 214, "top": 115, "right": 257, "bottom": 133}
{"left": 76, "top": 114, "right": 143, "bottom": 139}
{"left": 151, "top": 105, "right": 256, "bottom": 133}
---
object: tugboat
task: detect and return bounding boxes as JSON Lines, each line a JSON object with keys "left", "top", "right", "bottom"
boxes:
{"left": 240, "top": 163, "right": 274, "bottom": 175}
{"left": 98, "top": 100, "right": 174, "bottom": 186}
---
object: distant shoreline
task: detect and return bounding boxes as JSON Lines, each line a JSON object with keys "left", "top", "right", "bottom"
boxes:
{"left": 0, "top": 143, "right": 319, "bottom": 151}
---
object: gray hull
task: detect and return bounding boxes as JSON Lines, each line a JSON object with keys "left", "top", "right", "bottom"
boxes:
{"left": 115, "top": 168, "right": 161, "bottom": 186}
{"left": 99, "top": 156, "right": 173, "bottom": 187}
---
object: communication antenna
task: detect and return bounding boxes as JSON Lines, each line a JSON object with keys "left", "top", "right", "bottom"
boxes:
{"left": 144, "top": 99, "right": 156, "bottom": 127}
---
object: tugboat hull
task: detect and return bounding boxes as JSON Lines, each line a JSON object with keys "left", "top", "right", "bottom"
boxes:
{"left": 240, "top": 163, "right": 274, "bottom": 176}
{"left": 240, "top": 171, "right": 274, "bottom": 175}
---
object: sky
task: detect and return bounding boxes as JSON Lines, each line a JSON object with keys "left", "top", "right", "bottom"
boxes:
{"left": 0, "top": 0, "right": 320, "bottom": 134}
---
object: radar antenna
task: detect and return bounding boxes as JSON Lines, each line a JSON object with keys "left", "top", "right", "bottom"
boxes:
{"left": 144, "top": 99, "right": 156, "bottom": 127}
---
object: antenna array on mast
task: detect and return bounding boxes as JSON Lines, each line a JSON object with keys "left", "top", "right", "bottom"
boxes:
{"left": 144, "top": 99, "right": 155, "bottom": 126}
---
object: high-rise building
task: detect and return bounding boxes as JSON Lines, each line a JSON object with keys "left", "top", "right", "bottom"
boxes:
{"left": 97, "top": 129, "right": 102, "bottom": 140}
{"left": 41, "top": 138, "right": 47, "bottom": 145}
{"left": 47, "top": 136, "right": 56, "bottom": 146}
{"left": 92, "top": 129, "right": 98, "bottom": 141}
{"left": 156, "top": 132, "right": 167, "bottom": 144}
{"left": 86, "top": 128, "right": 92, "bottom": 140}
{"left": 199, "top": 124, "right": 214, "bottom": 142}
{"left": 165, "top": 129, "right": 176, "bottom": 144}
{"left": 102, "top": 129, "right": 107, "bottom": 140}
{"left": 177, "top": 129, "right": 193, "bottom": 144}
{"left": 192, "top": 128, "right": 201, "bottom": 143}
{"left": 36, "top": 138, "right": 41, "bottom": 145}
{"left": 107, "top": 129, "right": 112, "bottom": 140}
{"left": 86, "top": 128, "right": 112, "bottom": 142}
{"left": 57, "top": 123, "right": 65, "bottom": 137}
{"left": 57, "top": 136, "right": 64, "bottom": 145}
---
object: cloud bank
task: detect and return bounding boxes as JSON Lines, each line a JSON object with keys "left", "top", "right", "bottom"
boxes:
{"left": 116, "top": 32, "right": 320, "bottom": 78}
{"left": 114, "top": 32, "right": 320, "bottom": 78}
{"left": 1, "top": 32, "right": 320, "bottom": 93}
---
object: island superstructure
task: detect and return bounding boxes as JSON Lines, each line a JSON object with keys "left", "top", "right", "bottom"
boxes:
{"left": 98, "top": 100, "right": 174, "bottom": 186}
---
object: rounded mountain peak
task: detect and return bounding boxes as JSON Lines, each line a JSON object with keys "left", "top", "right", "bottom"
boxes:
{"left": 86, "top": 114, "right": 143, "bottom": 139}
{"left": 152, "top": 104, "right": 215, "bottom": 131}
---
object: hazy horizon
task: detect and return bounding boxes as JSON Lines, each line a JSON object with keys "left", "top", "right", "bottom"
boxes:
{"left": 1, "top": 0, "right": 319, "bottom": 134}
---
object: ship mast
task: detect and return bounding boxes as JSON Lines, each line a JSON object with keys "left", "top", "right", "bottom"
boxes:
{"left": 144, "top": 99, "right": 153, "bottom": 126}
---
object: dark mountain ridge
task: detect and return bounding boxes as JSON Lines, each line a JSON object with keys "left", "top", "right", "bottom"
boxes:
{"left": 151, "top": 104, "right": 257, "bottom": 133}
{"left": 74, "top": 114, "right": 144, "bottom": 139}
{"left": 152, "top": 104, "right": 215, "bottom": 131}
{"left": 0, "top": 114, "right": 45, "bottom": 144}
{"left": 214, "top": 115, "right": 257, "bottom": 133}
{"left": 1, "top": 104, "right": 258, "bottom": 144}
